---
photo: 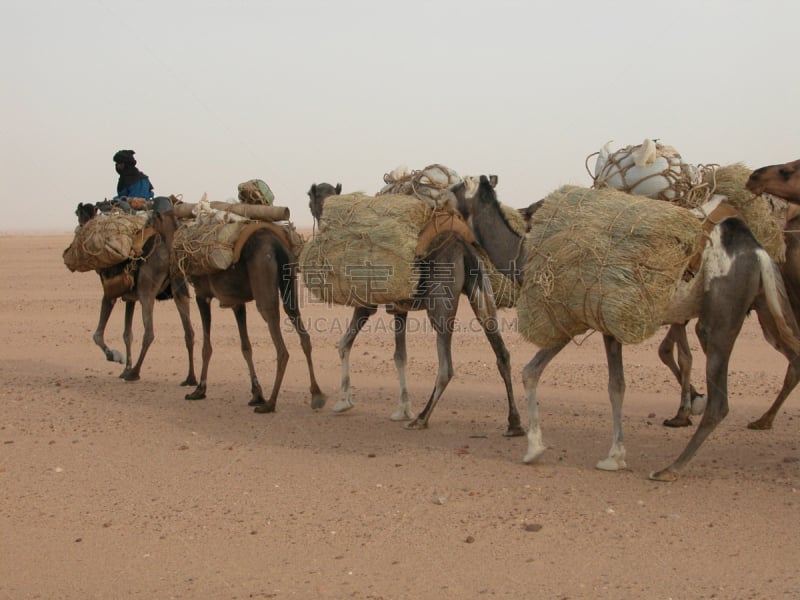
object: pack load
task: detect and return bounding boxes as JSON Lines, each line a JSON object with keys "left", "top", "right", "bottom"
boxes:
{"left": 63, "top": 213, "right": 149, "bottom": 272}
{"left": 378, "top": 164, "right": 462, "bottom": 209}
{"left": 237, "top": 179, "right": 275, "bottom": 205}
{"left": 299, "top": 193, "right": 473, "bottom": 306}
{"left": 591, "top": 139, "right": 711, "bottom": 206}
{"left": 172, "top": 197, "right": 301, "bottom": 277}
{"left": 516, "top": 185, "right": 703, "bottom": 348}
{"left": 591, "top": 140, "right": 787, "bottom": 263}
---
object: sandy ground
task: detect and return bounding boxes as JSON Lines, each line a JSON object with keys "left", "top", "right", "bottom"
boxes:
{"left": 1, "top": 233, "right": 799, "bottom": 599}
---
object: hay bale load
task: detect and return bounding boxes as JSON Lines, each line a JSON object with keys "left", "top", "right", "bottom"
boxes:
{"left": 63, "top": 213, "right": 148, "bottom": 272}
{"left": 299, "top": 193, "right": 433, "bottom": 306}
{"left": 517, "top": 185, "right": 703, "bottom": 347}
{"left": 704, "top": 163, "right": 786, "bottom": 262}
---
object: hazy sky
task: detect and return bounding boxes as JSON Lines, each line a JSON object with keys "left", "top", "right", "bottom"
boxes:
{"left": 2, "top": 0, "right": 798, "bottom": 232}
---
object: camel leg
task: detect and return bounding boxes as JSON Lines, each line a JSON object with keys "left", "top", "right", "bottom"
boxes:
{"left": 119, "top": 300, "right": 136, "bottom": 379}
{"left": 521, "top": 342, "right": 568, "bottom": 463}
{"left": 749, "top": 362, "right": 800, "bottom": 429}
{"left": 280, "top": 279, "right": 326, "bottom": 410}
{"left": 333, "top": 305, "right": 377, "bottom": 413}
{"left": 660, "top": 323, "right": 706, "bottom": 427}
{"left": 185, "top": 297, "right": 212, "bottom": 401}
{"left": 122, "top": 295, "right": 156, "bottom": 382}
{"left": 92, "top": 295, "right": 123, "bottom": 364}
{"left": 389, "top": 311, "right": 413, "bottom": 421}
{"left": 596, "top": 335, "right": 628, "bottom": 471}
{"left": 748, "top": 295, "right": 800, "bottom": 429}
{"left": 405, "top": 311, "right": 455, "bottom": 430}
{"left": 172, "top": 287, "right": 197, "bottom": 386}
{"left": 225, "top": 303, "right": 271, "bottom": 411}
{"left": 467, "top": 287, "right": 523, "bottom": 437}
{"left": 650, "top": 279, "right": 750, "bottom": 481}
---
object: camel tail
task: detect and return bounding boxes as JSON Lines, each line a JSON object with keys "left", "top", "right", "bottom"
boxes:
{"left": 758, "top": 249, "right": 800, "bottom": 354}
{"left": 275, "top": 242, "right": 300, "bottom": 314}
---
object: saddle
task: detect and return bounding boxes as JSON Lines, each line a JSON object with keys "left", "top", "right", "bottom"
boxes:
{"left": 414, "top": 208, "right": 475, "bottom": 258}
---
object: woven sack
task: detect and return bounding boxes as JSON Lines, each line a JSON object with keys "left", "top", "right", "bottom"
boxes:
{"left": 237, "top": 179, "right": 274, "bottom": 205}
{"left": 172, "top": 221, "right": 246, "bottom": 277}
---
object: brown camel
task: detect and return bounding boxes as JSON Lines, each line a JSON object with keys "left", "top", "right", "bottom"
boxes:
{"left": 305, "top": 183, "right": 524, "bottom": 436}
{"left": 182, "top": 225, "right": 326, "bottom": 413}
{"left": 455, "top": 176, "right": 800, "bottom": 481}
{"left": 747, "top": 159, "right": 800, "bottom": 202}
{"left": 75, "top": 202, "right": 197, "bottom": 385}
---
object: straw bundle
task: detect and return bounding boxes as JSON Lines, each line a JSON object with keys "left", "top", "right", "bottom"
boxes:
{"left": 172, "top": 221, "right": 246, "bottom": 277}
{"left": 474, "top": 245, "right": 521, "bottom": 309}
{"left": 63, "top": 213, "right": 148, "bottom": 272}
{"left": 704, "top": 163, "right": 786, "bottom": 262}
{"left": 517, "top": 185, "right": 703, "bottom": 347}
{"left": 500, "top": 204, "right": 529, "bottom": 236}
{"left": 299, "top": 193, "right": 433, "bottom": 306}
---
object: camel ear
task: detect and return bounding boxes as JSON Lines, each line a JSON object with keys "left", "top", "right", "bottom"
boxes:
{"left": 335, "top": 183, "right": 342, "bottom": 194}
{"left": 489, "top": 175, "right": 498, "bottom": 188}
{"left": 309, "top": 184, "right": 317, "bottom": 197}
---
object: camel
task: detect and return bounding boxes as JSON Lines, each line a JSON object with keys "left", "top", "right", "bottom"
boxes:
{"left": 455, "top": 176, "right": 800, "bottom": 481}
{"left": 511, "top": 194, "right": 800, "bottom": 430}
{"left": 659, "top": 213, "right": 800, "bottom": 430}
{"left": 306, "top": 183, "right": 524, "bottom": 436}
{"left": 182, "top": 225, "right": 326, "bottom": 413}
{"left": 75, "top": 202, "right": 197, "bottom": 385}
{"left": 747, "top": 159, "right": 800, "bottom": 203}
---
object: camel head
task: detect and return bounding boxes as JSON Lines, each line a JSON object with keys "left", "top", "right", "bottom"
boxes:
{"left": 747, "top": 159, "right": 800, "bottom": 203}
{"left": 308, "top": 182, "right": 341, "bottom": 227}
{"left": 76, "top": 202, "right": 98, "bottom": 226}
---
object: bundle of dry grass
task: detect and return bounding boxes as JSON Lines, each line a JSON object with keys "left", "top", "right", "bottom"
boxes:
{"left": 299, "top": 193, "right": 433, "bottom": 306}
{"left": 172, "top": 221, "right": 245, "bottom": 277}
{"left": 63, "top": 213, "right": 148, "bottom": 272}
{"left": 704, "top": 163, "right": 786, "bottom": 262}
{"left": 517, "top": 185, "right": 703, "bottom": 347}
{"left": 500, "top": 204, "right": 529, "bottom": 236}
{"left": 474, "top": 245, "right": 520, "bottom": 309}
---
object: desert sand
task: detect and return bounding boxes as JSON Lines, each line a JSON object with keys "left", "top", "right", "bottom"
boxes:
{"left": 1, "top": 233, "right": 799, "bottom": 599}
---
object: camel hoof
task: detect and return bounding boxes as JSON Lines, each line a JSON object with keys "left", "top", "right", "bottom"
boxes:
{"left": 747, "top": 418, "right": 773, "bottom": 430}
{"left": 253, "top": 403, "right": 276, "bottom": 414}
{"left": 248, "top": 398, "right": 266, "bottom": 407}
{"left": 504, "top": 425, "right": 526, "bottom": 438}
{"left": 184, "top": 390, "right": 206, "bottom": 401}
{"left": 404, "top": 418, "right": 427, "bottom": 430}
{"left": 691, "top": 394, "right": 707, "bottom": 415}
{"left": 311, "top": 393, "right": 327, "bottom": 410}
{"left": 523, "top": 446, "right": 545, "bottom": 464}
{"left": 107, "top": 349, "right": 124, "bottom": 364}
{"left": 389, "top": 408, "right": 413, "bottom": 421}
{"left": 649, "top": 468, "right": 680, "bottom": 482}
{"left": 596, "top": 457, "right": 627, "bottom": 471}
{"left": 663, "top": 416, "right": 692, "bottom": 428}
{"left": 122, "top": 372, "right": 140, "bottom": 382}
{"left": 332, "top": 398, "right": 354, "bottom": 413}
